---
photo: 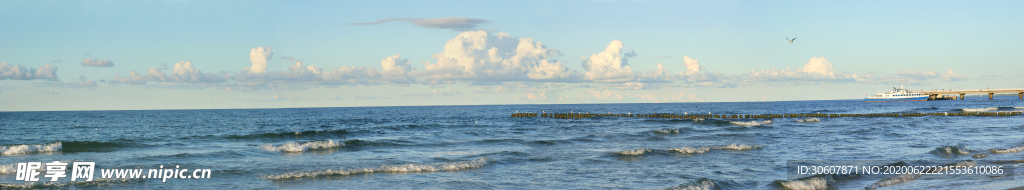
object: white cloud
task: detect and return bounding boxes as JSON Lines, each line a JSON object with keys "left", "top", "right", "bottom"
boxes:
{"left": 380, "top": 54, "right": 414, "bottom": 82}
{"left": 581, "top": 40, "right": 637, "bottom": 82}
{"left": 680, "top": 56, "right": 703, "bottom": 75}
{"left": 111, "top": 71, "right": 147, "bottom": 85}
{"left": 353, "top": 17, "right": 490, "bottom": 31}
{"left": 81, "top": 58, "right": 114, "bottom": 67}
{"left": 418, "top": 31, "right": 577, "bottom": 82}
{"left": 247, "top": 46, "right": 273, "bottom": 73}
{"left": 0, "top": 62, "right": 58, "bottom": 80}
{"left": 748, "top": 57, "right": 853, "bottom": 83}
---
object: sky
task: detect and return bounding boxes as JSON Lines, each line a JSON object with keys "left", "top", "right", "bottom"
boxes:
{"left": 1, "top": 0, "right": 1022, "bottom": 111}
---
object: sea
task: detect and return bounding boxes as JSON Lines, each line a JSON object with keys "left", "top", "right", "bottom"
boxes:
{"left": 1, "top": 96, "right": 1023, "bottom": 189}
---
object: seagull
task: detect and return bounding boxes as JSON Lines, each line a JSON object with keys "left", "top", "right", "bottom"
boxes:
{"left": 786, "top": 37, "right": 797, "bottom": 43}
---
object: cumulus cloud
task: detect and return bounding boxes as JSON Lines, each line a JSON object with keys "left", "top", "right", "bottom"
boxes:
{"left": 581, "top": 40, "right": 637, "bottom": 82}
{"left": 246, "top": 46, "right": 273, "bottom": 73}
{"left": 77, "top": 76, "right": 97, "bottom": 87}
{"left": 418, "top": 31, "right": 577, "bottom": 82}
{"left": 380, "top": 54, "right": 414, "bottom": 82}
{"left": 353, "top": 17, "right": 490, "bottom": 31}
{"left": 111, "top": 71, "right": 147, "bottom": 85}
{"left": 0, "top": 62, "right": 58, "bottom": 80}
{"left": 680, "top": 56, "right": 703, "bottom": 75}
{"left": 81, "top": 58, "right": 114, "bottom": 67}
{"left": 748, "top": 57, "right": 854, "bottom": 83}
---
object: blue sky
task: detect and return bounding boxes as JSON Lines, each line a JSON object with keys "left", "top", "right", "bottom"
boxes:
{"left": 1, "top": 0, "right": 1022, "bottom": 111}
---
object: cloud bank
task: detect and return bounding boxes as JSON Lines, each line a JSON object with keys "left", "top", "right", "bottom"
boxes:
{"left": 0, "top": 62, "right": 58, "bottom": 80}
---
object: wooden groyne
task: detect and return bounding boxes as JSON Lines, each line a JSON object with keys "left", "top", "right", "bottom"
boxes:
{"left": 512, "top": 112, "right": 1023, "bottom": 119}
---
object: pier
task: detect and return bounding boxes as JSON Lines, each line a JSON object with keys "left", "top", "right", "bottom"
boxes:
{"left": 914, "top": 88, "right": 1024, "bottom": 100}
{"left": 512, "top": 112, "right": 1022, "bottom": 119}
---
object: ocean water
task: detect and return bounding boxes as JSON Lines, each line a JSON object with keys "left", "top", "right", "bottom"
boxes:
{"left": 1, "top": 96, "right": 1023, "bottom": 189}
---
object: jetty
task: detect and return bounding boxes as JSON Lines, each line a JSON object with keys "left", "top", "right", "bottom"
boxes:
{"left": 914, "top": 88, "right": 1024, "bottom": 100}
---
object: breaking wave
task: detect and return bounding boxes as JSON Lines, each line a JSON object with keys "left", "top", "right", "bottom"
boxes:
{"left": 663, "top": 178, "right": 716, "bottom": 190}
{"left": 774, "top": 176, "right": 831, "bottom": 190}
{"left": 617, "top": 144, "right": 762, "bottom": 155}
{"left": 0, "top": 178, "right": 141, "bottom": 189}
{"left": 866, "top": 161, "right": 976, "bottom": 189}
{"left": 712, "top": 144, "right": 762, "bottom": 151}
{"left": 0, "top": 142, "right": 62, "bottom": 156}
{"left": 613, "top": 148, "right": 653, "bottom": 155}
{"left": 959, "top": 107, "right": 998, "bottom": 112}
{"left": 931, "top": 145, "right": 971, "bottom": 156}
{"left": 260, "top": 157, "right": 490, "bottom": 180}
{"left": 261, "top": 140, "right": 343, "bottom": 152}
{"left": 795, "top": 118, "right": 820, "bottom": 123}
{"left": 989, "top": 146, "right": 1024, "bottom": 154}
{"left": 729, "top": 120, "right": 772, "bottom": 126}
{"left": 653, "top": 129, "right": 680, "bottom": 134}
{"left": 669, "top": 147, "right": 710, "bottom": 154}
{"left": 0, "top": 164, "right": 13, "bottom": 175}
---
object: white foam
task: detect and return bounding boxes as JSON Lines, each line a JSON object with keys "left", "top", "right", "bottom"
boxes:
{"left": 664, "top": 179, "right": 715, "bottom": 190}
{"left": 990, "top": 146, "right": 1024, "bottom": 154}
{"left": 0, "top": 164, "right": 13, "bottom": 175}
{"left": 261, "top": 157, "right": 490, "bottom": 180}
{"left": 730, "top": 120, "right": 772, "bottom": 126}
{"left": 614, "top": 148, "right": 652, "bottom": 155}
{"left": 712, "top": 144, "right": 763, "bottom": 151}
{"left": 962, "top": 107, "right": 997, "bottom": 112}
{"left": 935, "top": 145, "right": 971, "bottom": 155}
{"left": 669, "top": 147, "right": 710, "bottom": 154}
{"left": 261, "top": 140, "right": 342, "bottom": 153}
{"left": 0, "top": 142, "right": 62, "bottom": 156}
{"left": 795, "top": 118, "right": 820, "bottom": 122}
{"left": 866, "top": 161, "right": 976, "bottom": 189}
{"left": 654, "top": 129, "right": 680, "bottom": 134}
{"left": 778, "top": 177, "right": 828, "bottom": 190}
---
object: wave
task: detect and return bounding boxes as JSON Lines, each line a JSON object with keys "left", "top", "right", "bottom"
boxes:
{"left": 959, "top": 107, "right": 998, "bottom": 112}
{"left": 669, "top": 147, "right": 710, "bottom": 154}
{"left": 712, "top": 144, "right": 762, "bottom": 151}
{"left": 0, "top": 178, "right": 141, "bottom": 189}
{"left": 729, "top": 120, "right": 772, "bottom": 126}
{"left": 865, "top": 161, "right": 976, "bottom": 189}
{"left": 663, "top": 178, "right": 716, "bottom": 190}
{"left": 989, "top": 146, "right": 1024, "bottom": 154}
{"left": 653, "top": 129, "right": 680, "bottom": 134}
{"left": 0, "top": 164, "right": 13, "bottom": 175}
{"left": 225, "top": 129, "right": 350, "bottom": 140}
{"left": 613, "top": 148, "right": 653, "bottom": 155}
{"left": 0, "top": 142, "right": 62, "bottom": 156}
{"left": 618, "top": 144, "right": 762, "bottom": 156}
{"left": 774, "top": 176, "right": 831, "bottom": 190}
{"left": 795, "top": 118, "right": 820, "bottom": 123}
{"left": 261, "top": 140, "right": 343, "bottom": 152}
{"left": 931, "top": 145, "right": 971, "bottom": 156}
{"left": 260, "top": 157, "right": 490, "bottom": 180}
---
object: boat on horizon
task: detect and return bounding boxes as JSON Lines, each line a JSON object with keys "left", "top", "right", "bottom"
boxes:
{"left": 864, "top": 80, "right": 928, "bottom": 102}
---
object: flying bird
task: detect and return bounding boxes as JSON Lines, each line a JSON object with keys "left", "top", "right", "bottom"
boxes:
{"left": 786, "top": 37, "right": 797, "bottom": 43}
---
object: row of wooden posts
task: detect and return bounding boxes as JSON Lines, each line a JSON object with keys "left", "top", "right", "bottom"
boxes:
{"left": 511, "top": 112, "right": 1023, "bottom": 119}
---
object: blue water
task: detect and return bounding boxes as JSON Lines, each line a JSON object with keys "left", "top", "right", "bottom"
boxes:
{"left": 1, "top": 97, "right": 1023, "bottom": 189}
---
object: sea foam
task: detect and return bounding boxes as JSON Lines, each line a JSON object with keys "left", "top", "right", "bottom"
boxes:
{"left": 989, "top": 146, "right": 1024, "bottom": 154}
{"left": 795, "top": 118, "right": 820, "bottom": 122}
{"left": 664, "top": 178, "right": 716, "bottom": 190}
{"left": 712, "top": 144, "right": 763, "bottom": 151}
{"left": 669, "top": 147, "right": 710, "bottom": 154}
{"left": 260, "top": 157, "right": 490, "bottom": 180}
{"left": 0, "top": 164, "right": 13, "bottom": 175}
{"left": 261, "top": 140, "right": 342, "bottom": 152}
{"left": 866, "top": 161, "right": 976, "bottom": 189}
{"left": 0, "top": 142, "right": 62, "bottom": 156}
{"left": 777, "top": 176, "right": 830, "bottom": 190}
{"left": 961, "top": 107, "right": 998, "bottom": 112}
{"left": 613, "top": 148, "right": 653, "bottom": 155}
{"left": 729, "top": 120, "right": 772, "bottom": 126}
